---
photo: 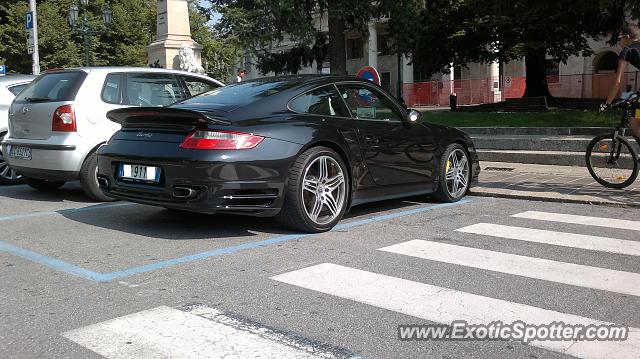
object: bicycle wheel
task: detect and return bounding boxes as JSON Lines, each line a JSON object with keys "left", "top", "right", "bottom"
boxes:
{"left": 586, "top": 134, "right": 639, "bottom": 189}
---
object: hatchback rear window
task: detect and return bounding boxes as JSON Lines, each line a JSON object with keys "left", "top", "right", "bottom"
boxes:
{"left": 14, "top": 71, "right": 86, "bottom": 103}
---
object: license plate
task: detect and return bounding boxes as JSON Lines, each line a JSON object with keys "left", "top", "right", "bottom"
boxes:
{"left": 118, "top": 164, "right": 160, "bottom": 182}
{"left": 9, "top": 146, "right": 31, "bottom": 160}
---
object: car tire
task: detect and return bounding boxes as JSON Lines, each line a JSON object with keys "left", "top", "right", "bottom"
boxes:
{"left": 24, "top": 177, "right": 66, "bottom": 191}
{"left": 80, "top": 151, "right": 116, "bottom": 202}
{"left": 277, "top": 146, "right": 349, "bottom": 233}
{"left": 0, "top": 133, "right": 23, "bottom": 185}
{"left": 432, "top": 143, "right": 471, "bottom": 203}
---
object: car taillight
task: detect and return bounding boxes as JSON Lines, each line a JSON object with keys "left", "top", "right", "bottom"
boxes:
{"left": 52, "top": 105, "right": 76, "bottom": 132}
{"left": 180, "top": 130, "right": 264, "bottom": 150}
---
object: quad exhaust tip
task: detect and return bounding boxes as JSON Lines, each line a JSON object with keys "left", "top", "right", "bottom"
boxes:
{"left": 173, "top": 186, "right": 198, "bottom": 199}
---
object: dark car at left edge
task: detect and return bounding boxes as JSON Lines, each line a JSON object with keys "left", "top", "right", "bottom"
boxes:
{"left": 96, "top": 75, "right": 479, "bottom": 232}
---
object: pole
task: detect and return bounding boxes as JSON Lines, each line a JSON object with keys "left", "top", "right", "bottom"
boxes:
{"left": 83, "top": 13, "right": 90, "bottom": 66}
{"left": 397, "top": 52, "right": 402, "bottom": 98}
{"left": 29, "top": 0, "right": 40, "bottom": 75}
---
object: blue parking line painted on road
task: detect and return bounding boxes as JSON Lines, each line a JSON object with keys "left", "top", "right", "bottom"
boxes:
{"left": 0, "top": 202, "right": 135, "bottom": 222}
{"left": 100, "top": 199, "right": 473, "bottom": 282}
{"left": 0, "top": 241, "right": 108, "bottom": 282}
{"left": 0, "top": 199, "right": 472, "bottom": 282}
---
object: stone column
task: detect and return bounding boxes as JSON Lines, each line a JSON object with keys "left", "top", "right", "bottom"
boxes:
{"left": 402, "top": 55, "right": 413, "bottom": 85}
{"left": 489, "top": 61, "right": 502, "bottom": 102}
{"left": 147, "top": 0, "right": 203, "bottom": 70}
{"left": 367, "top": 21, "right": 378, "bottom": 70}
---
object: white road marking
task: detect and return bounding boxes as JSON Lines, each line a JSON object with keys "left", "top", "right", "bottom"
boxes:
{"left": 456, "top": 223, "right": 640, "bottom": 256}
{"left": 513, "top": 211, "right": 640, "bottom": 231}
{"left": 271, "top": 263, "right": 640, "bottom": 359}
{"left": 63, "top": 306, "right": 338, "bottom": 359}
{"left": 379, "top": 240, "right": 640, "bottom": 296}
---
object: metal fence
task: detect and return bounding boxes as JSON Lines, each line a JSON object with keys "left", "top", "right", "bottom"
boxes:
{"left": 403, "top": 72, "right": 640, "bottom": 107}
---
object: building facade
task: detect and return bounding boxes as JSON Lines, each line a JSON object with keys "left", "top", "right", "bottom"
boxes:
{"left": 241, "top": 17, "right": 640, "bottom": 106}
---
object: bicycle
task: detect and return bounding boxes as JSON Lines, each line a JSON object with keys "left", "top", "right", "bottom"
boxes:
{"left": 585, "top": 95, "right": 640, "bottom": 189}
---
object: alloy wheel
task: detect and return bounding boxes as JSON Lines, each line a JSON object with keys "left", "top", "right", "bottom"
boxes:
{"left": 301, "top": 155, "right": 347, "bottom": 225}
{"left": 445, "top": 149, "right": 469, "bottom": 198}
{"left": 0, "top": 147, "right": 21, "bottom": 182}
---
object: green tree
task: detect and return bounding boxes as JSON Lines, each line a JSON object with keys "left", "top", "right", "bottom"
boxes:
{"left": 387, "top": 0, "right": 639, "bottom": 98}
{"left": 212, "top": 0, "right": 375, "bottom": 76}
{"left": 0, "top": 0, "right": 156, "bottom": 73}
{"left": 189, "top": 0, "right": 242, "bottom": 82}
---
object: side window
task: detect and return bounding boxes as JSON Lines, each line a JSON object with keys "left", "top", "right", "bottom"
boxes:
{"left": 289, "top": 85, "right": 349, "bottom": 117}
{"left": 101, "top": 73, "right": 121, "bottom": 104}
{"left": 182, "top": 76, "right": 219, "bottom": 97}
{"left": 336, "top": 84, "right": 403, "bottom": 122}
{"left": 123, "top": 73, "right": 185, "bottom": 107}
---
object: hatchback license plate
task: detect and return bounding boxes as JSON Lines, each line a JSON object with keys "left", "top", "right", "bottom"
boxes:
{"left": 9, "top": 146, "right": 31, "bottom": 160}
{"left": 119, "top": 164, "right": 160, "bottom": 182}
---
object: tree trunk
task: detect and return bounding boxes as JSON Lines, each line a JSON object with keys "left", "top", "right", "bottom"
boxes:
{"left": 523, "top": 47, "right": 552, "bottom": 98}
{"left": 327, "top": 0, "right": 347, "bottom": 76}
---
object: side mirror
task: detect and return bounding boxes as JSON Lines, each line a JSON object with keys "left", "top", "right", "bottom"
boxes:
{"left": 407, "top": 109, "right": 421, "bottom": 123}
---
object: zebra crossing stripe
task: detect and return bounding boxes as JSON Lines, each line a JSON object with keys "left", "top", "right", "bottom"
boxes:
{"left": 379, "top": 240, "right": 640, "bottom": 297}
{"left": 456, "top": 223, "right": 640, "bottom": 256}
{"left": 63, "top": 306, "right": 358, "bottom": 359}
{"left": 271, "top": 263, "right": 640, "bottom": 359}
{"left": 512, "top": 211, "right": 640, "bottom": 231}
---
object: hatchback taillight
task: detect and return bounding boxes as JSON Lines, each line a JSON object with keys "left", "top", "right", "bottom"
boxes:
{"left": 52, "top": 105, "right": 76, "bottom": 132}
{"left": 180, "top": 130, "right": 264, "bottom": 150}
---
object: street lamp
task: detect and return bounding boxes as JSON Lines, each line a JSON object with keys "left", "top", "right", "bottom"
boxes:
{"left": 68, "top": 1, "right": 111, "bottom": 67}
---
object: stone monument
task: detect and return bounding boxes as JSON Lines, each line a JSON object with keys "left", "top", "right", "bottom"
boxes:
{"left": 147, "top": 0, "right": 203, "bottom": 70}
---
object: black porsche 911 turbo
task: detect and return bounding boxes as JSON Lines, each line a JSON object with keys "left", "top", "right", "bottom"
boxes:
{"left": 97, "top": 75, "right": 479, "bottom": 232}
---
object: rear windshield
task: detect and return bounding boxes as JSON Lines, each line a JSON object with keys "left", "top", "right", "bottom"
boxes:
{"left": 14, "top": 71, "right": 86, "bottom": 103}
{"left": 177, "top": 80, "right": 298, "bottom": 109}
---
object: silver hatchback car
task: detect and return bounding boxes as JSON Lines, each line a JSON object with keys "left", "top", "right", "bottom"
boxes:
{"left": 0, "top": 74, "right": 36, "bottom": 184}
{"left": 2, "top": 67, "right": 222, "bottom": 200}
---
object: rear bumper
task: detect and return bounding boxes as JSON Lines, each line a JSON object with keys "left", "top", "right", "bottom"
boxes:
{"left": 1, "top": 135, "right": 91, "bottom": 177}
{"left": 7, "top": 166, "right": 78, "bottom": 181}
{"left": 96, "top": 138, "right": 302, "bottom": 216}
{"left": 101, "top": 179, "right": 285, "bottom": 217}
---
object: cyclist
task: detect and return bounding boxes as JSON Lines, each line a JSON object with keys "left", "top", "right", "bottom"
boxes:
{"left": 603, "top": 22, "right": 640, "bottom": 138}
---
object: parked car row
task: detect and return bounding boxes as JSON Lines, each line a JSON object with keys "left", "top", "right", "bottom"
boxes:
{"left": 2, "top": 67, "right": 222, "bottom": 200}
{"left": 2, "top": 69, "right": 479, "bottom": 232}
{"left": 0, "top": 74, "right": 36, "bottom": 184}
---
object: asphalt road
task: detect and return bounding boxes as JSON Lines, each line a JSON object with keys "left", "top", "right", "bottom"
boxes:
{"left": 1, "top": 182, "right": 639, "bottom": 359}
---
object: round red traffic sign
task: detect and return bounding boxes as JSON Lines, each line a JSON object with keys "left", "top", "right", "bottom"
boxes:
{"left": 356, "top": 66, "right": 381, "bottom": 86}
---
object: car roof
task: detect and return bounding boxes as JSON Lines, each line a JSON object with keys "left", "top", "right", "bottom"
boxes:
{"left": 240, "top": 74, "right": 364, "bottom": 87}
{"left": 40, "top": 67, "right": 223, "bottom": 84}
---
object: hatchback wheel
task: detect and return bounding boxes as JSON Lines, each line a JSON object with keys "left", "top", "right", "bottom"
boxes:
{"left": 433, "top": 143, "right": 470, "bottom": 202}
{"left": 80, "top": 151, "right": 116, "bottom": 202}
{"left": 277, "top": 147, "right": 349, "bottom": 232}
{"left": 0, "top": 133, "right": 23, "bottom": 185}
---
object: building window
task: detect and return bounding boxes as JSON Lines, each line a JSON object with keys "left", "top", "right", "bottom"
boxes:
{"left": 381, "top": 72, "right": 391, "bottom": 92}
{"left": 347, "top": 38, "right": 363, "bottom": 60}
{"left": 454, "top": 66, "right": 463, "bottom": 80}
{"left": 595, "top": 52, "right": 618, "bottom": 73}
{"left": 377, "top": 34, "right": 391, "bottom": 56}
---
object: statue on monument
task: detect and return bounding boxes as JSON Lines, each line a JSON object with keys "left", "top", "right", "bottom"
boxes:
{"left": 147, "top": 0, "right": 204, "bottom": 71}
{"left": 179, "top": 44, "right": 205, "bottom": 74}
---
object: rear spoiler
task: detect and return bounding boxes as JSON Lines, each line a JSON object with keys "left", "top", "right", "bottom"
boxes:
{"left": 107, "top": 107, "right": 231, "bottom": 129}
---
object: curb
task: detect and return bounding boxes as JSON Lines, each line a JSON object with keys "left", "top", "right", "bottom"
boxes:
{"left": 460, "top": 127, "right": 613, "bottom": 136}
{"left": 470, "top": 188, "right": 640, "bottom": 208}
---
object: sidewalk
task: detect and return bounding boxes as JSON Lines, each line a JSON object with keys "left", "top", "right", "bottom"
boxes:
{"left": 472, "top": 161, "right": 640, "bottom": 207}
